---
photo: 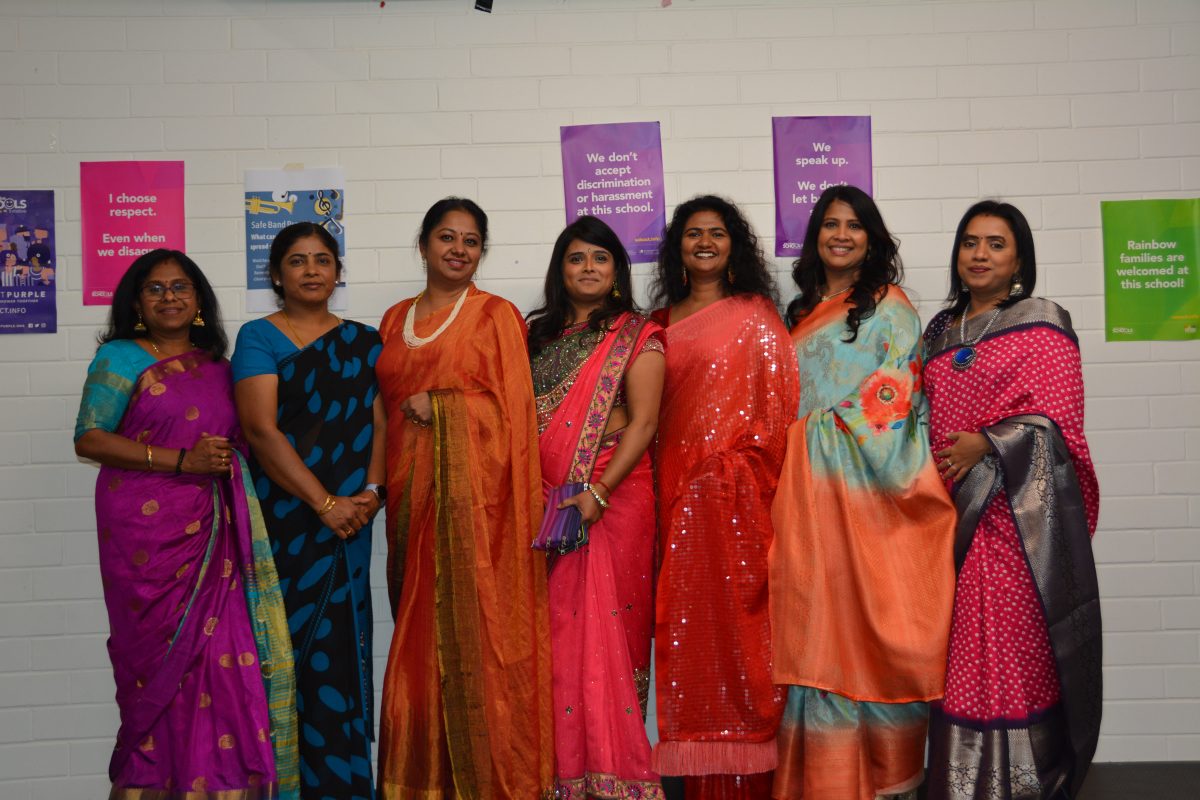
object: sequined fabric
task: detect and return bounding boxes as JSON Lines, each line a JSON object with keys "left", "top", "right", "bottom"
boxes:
{"left": 652, "top": 294, "right": 799, "bottom": 776}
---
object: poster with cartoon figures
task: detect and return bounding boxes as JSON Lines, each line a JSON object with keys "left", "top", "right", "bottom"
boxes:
{"left": 0, "top": 190, "right": 56, "bottom": 334}
{"left": 244, "top": 167, "right": 346, "bottom": 313}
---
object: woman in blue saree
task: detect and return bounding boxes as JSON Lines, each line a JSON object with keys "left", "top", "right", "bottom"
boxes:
{"left": 234, "top": 222, "right": 385, "bottom": 800}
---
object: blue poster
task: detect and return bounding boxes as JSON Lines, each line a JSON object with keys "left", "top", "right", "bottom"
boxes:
{"left": 244, "top": 167, "right": 345, "bottom": 313}
{"left": 0, "top": 190, "right": 56, "bottom": 333}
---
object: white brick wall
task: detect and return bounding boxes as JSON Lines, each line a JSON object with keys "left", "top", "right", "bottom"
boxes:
{"left": 0, "top": 0, "right": 1197, "bottom": 793}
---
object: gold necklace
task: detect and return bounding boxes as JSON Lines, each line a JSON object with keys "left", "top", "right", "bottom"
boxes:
{"left": 279, "top": 310, "right": 309, "bottom": 347}
{"left": 146, "top": 337, "right": 193, "bottom": 357}
{"left": 821, "top": 285, "right": 852, "bottom": 302}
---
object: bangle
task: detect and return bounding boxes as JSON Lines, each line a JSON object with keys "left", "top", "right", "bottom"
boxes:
{"left": 594, "top": 479, "right": 613, "bottom": 498}
{"left": 145, "top": 445, "right": 153, "bottom": 471}
{"left": 584, "top": 483, "right": 610, "bottom": 510}
{"left": 316, "top": 495, "right": 337, "bottom": 516}
{"left": 175, "top": 448, "right": 187, "bottom": 475}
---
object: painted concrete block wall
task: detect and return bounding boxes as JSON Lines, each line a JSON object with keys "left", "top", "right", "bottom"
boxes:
{"left": 0, "top": 0, "right": 1197, "bottom": 794}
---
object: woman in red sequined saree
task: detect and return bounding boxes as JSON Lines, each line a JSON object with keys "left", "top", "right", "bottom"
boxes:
{"left": 649, "top": 196, "right": 799, "bottom": 799}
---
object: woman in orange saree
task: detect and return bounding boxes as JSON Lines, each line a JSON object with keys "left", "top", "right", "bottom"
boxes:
{"left": 769, "top": 186, "right": 956, "bottom": 800}
{"left": 375, "top": 198, "right": 554, "bottom": 799}
{"left": 527, "top": 216, "right": 665, "bottom": 799}
{"left": 649, "top": 195, "right": 799, "bottom": 799}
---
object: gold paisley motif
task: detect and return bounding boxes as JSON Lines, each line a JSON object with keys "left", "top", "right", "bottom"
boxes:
{"left": 184, "top": 520, "right": 201, "bottom": 535}
{"left": 176, "top": 562, "right": 190, "bottom": 580}
{"left": 192, "top": 777, "right": 207, "bottom": 791}
{"left": 149, "top": 382, "right": 166, "bottom": 396}
{"left": 131, "top": 550, "right": 149, "bottom": 566}
{"left": 218, "top": 734, "right": 235, "bottom": 750}
{"left": 139, "top": 735, "right": 154, "bottom": 752}
{"left": 238, "top": 651, "right": 256, "bottom": 667}
{"left": 219, "top": 653, "right": 234, "bottom": 668}
{"left": 203, "top": 617, "right": 218, "bottom": 636}
{"left": 141, "top": 499, "right": 159, "bottom": 516}
{"left": 199, "top": 692, "right": 212, "bottom": 708}
{"left": 135, "top": 429, "right": 152, "bottom": 443}
{"left": 184, "top": 406, "right": 200, "bottom": 421}
{"left": 221, "top": 559, "right": 232, "bottom": 578}
{"left": 257, "top": 728, "right": 268, "bottom": 743}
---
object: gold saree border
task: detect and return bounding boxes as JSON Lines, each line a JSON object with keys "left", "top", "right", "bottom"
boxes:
{"left": 430, "top": 389, "right": 492, "bottom": 800}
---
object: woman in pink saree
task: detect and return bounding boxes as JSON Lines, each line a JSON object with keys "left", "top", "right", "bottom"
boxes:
{"left": 527, "top": 216, "right": 665, "bottom": 799}
{"left": 923, "top": 202, "right": 1101, "bottom": 800}
{"left": 74, "top": 250, "right": 297, "bottom": 799}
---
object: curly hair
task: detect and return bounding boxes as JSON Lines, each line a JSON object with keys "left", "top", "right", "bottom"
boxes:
{"left": 526, "top": 216, "right": 637, "bottom": 355}
{"left": 785, "top": 185, "right": 901, "bottom": 342}
{"left": 649, "top": 195, "right": 778, "bottom": 309}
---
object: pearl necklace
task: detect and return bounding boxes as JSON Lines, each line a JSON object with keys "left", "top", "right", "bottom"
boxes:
{"left": 403, "top": 288, "right": 469, "bottom": 348}
{"left": 951, "top": 306, "right": 1002, "bottom": 371}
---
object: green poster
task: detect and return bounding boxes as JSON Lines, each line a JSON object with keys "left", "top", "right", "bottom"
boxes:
{"left": 1102, "top": 198, "right": 1200, "bottom": 341}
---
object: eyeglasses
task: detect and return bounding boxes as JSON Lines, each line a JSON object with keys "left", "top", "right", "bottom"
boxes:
{"left": 141, "top": 281, "right": 195, "bottom": 299}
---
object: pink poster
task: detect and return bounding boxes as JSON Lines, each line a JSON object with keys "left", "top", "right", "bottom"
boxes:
{"left": 80, "top": 161, "right": 185, "bottom": 305}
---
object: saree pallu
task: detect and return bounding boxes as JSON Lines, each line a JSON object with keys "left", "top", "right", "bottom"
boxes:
{"left": 652, "top": 294, "right": 799, "bottom": 782}
{"left": 534, "top": 313, "right": 663, "bottom": 800}
{"left": 768, "top": 286, "right": 956, "bottom": 800}
{"left": 923, "top": 299, "right": 1101, "bottom": 800}
{"left": 376, "top": 287, "right": 554, "bottom": 800}
{"left": 246, "top": 321, "right": 381, "bottom": 800}
{"left": 86, "top": 349, "right": 296, "bottom": 798}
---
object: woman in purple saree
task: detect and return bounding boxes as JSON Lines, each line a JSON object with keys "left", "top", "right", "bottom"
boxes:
{"left": 75, "top": 250, "right": 298, "bottom": 799}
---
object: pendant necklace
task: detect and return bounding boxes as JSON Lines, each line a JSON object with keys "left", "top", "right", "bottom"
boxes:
{"left": 821, "top": 285, "right": 852, "bottom": 303}
{"left": 403, "top": 288, "right": 469, "bottom": 348}
{"left": 952, "top": 305, "right": 1002, "bottom": 371}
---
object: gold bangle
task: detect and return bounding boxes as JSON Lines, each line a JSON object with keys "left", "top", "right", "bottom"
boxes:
{"left": 316, "top": 495, "right": 336, "bottom": 516}
{"left": 145, "top": 445, "right": 153, "bottom": 471}
{"left": 584, "top": 483, "right": 609, "bottom": 510}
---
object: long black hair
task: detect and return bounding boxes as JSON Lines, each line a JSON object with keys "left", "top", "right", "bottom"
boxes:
{"left": 526, "top": 215, "right": 636, "bottom": 355}
{"left": 649, "top": 194, "right": 778, "bottom": 309}
{"left": 785, "top": 185, "right": 901, "bottom": 342}
{"left": 267, "top": 222, "right": 343, "bottom": 301}
{"left": 944, "top": 200, "right": 1036, "bottom": 316}
{"left": 98, "top": 248, "right": 228, "bottom": 360}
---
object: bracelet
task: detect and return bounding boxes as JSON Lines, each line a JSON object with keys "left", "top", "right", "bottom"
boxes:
{"left": 145, "top": 445, "right": 153, "bottom": 471}
{"left": 584, "top": 483, "right": 610, "bottom": 510}
{"left": 593, "top": 479, "right": 613, "bottom": 498}
{"left": 175, "top": 448, "right": 187, "bottom": 475}
{"left": 315, "top": 495, "right": 337, "bottom": 516}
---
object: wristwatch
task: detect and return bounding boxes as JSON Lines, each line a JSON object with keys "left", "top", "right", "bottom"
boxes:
{"left": 364, "top": 483, "right": 387, "bottom": 502}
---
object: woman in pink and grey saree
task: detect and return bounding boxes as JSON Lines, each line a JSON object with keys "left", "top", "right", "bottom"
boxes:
{"left": 922, "top": 202, "right": 1101, "bottom": 800}
{"left": 527, "top": 216, "right": 666, "bottom": 799}
{"left": 74, "top": 250, "right": 298, "bottom": 799}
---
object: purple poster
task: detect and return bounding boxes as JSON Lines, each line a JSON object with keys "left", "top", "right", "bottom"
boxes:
{"left": 773, "top": 116, "right": 873, "bottom": 257}
{"left": 0, "top": 190, "right": 56, "bottom": 334}
{"left": 560, "top": 122, "right": 666, "bottom": 263}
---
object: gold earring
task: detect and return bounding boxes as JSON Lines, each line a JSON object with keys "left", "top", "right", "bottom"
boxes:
{"left": 727, "top": 266, "right": 735, "bottom": 283}
{"left": 192, "top": 309, "right": 206, "bottom": 327}
{"left": 1009, "top": 277, "right": 1023, "bottom": 297}
{"left": 611, "top": 285, "right": 621, "bottom": 299}
{"left": 134, "top": 313, "right": 147, "bottom": 332}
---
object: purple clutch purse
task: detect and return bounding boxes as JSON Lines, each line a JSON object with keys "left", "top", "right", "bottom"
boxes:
{"left": 532, "top": 482, "right": 589, "bottom": 554}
